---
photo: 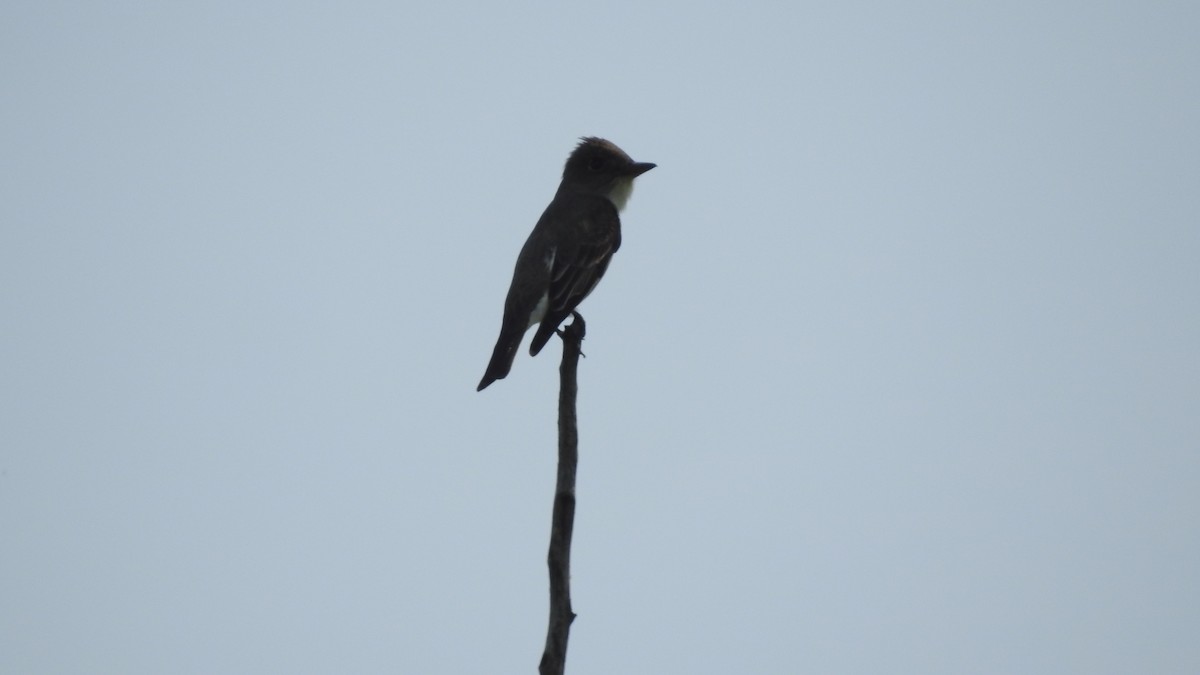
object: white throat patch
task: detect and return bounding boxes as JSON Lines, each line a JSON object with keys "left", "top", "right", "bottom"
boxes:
{"left": 607, "top": 178, "right": 635, "bottom": 212}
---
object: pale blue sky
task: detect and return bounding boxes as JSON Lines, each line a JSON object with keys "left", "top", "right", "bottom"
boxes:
{"left": 2, "top": 3, "right": 1198, "bottom": 673}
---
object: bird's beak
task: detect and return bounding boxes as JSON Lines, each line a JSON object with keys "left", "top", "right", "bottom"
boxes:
{"left": 627, "top": 162, "right": 656, "bottom": 177}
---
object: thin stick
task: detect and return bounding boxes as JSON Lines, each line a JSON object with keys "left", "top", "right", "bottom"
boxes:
{"left": 538, "top": 312, "right": 585, "bottom": 675}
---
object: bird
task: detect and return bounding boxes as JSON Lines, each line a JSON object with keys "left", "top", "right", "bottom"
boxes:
{"left": 477, "top": 137, "right": 655, "bottom": 391}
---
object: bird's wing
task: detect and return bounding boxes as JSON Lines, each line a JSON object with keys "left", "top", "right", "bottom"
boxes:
{"left": 546, "top": 196, "right": 622, "bottom": 313}
{"left": 546, "top": 235, "right": 618, "bottom": 313}
{"left": 525, "top": 203, "right": 622, "bottom": 357}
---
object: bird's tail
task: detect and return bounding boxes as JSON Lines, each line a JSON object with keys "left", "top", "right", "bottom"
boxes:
{"left": 527, "top": 310, "right": 568, "bottom": 357}
{"left": 477, "top": 326, "right": 523, "bottom": 391}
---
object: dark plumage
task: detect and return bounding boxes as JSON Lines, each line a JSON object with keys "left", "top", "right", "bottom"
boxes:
{"left": 477, "top": 138, "right": 655, "bottom": 391}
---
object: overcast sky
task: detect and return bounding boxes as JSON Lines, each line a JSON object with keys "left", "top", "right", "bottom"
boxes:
{"left": 2, "top": 3, "right": 1198, "bottom": 674}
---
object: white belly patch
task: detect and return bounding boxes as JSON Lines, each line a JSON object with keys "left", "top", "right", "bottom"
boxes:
{"left": 528, "top": 292, "right": 549, "bottom": 328}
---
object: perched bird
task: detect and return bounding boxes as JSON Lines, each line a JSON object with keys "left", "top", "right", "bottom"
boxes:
{"left": 477, "top": 137, "right": 655, "bottom": 391}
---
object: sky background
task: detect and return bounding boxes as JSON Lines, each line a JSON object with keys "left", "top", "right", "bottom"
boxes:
{"left": 2, "top": 2, "right": 1198, "bottom": 673}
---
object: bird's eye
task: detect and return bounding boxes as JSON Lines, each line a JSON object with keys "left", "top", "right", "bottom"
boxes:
{"left": 587, "top": 157, "right": 605, "bottom": 171}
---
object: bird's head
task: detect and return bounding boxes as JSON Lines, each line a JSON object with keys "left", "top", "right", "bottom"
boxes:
{"left": 561, "top": 137, "right": 655, "bottom": 211}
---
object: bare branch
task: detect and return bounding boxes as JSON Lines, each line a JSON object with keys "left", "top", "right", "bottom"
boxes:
{"left": 539, "top": 312, "right": 585, "bottom": 675}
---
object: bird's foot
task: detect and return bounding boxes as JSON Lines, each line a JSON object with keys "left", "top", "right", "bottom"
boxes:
{"left": 556, "top": 312, "right": 587, "bottom": 355}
